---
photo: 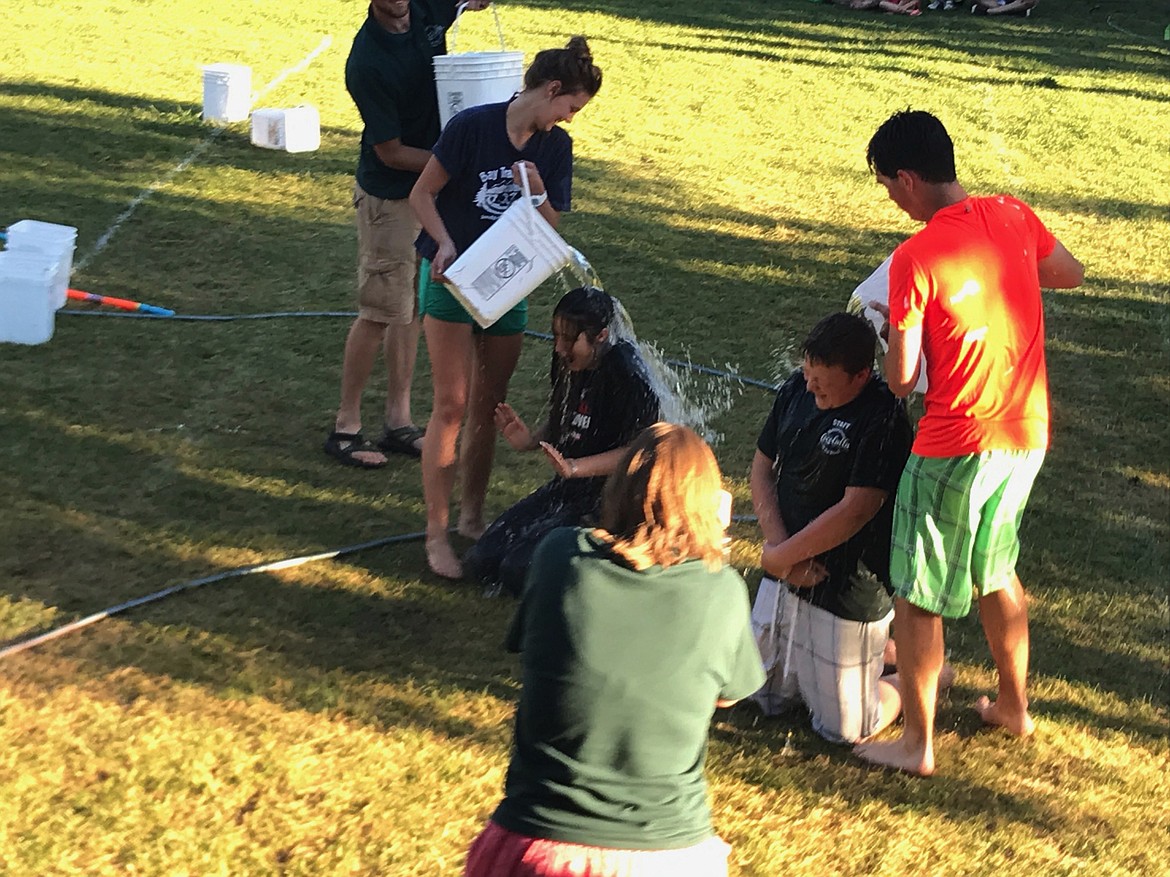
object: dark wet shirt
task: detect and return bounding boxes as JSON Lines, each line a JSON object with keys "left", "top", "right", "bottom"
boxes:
{"left": 757, "top": 370, "right": 912, "bottom": 622}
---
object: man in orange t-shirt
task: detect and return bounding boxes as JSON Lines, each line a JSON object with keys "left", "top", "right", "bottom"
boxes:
{"left": 855, "top": 111, "right": 1084, "bottom": 777}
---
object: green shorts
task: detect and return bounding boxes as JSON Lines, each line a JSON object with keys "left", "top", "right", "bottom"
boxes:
{"left": 417, "top": 258, "right": 528, "bottom": 336}
{"left": 890, "top": 449, "right": 1045, "bottom": 618}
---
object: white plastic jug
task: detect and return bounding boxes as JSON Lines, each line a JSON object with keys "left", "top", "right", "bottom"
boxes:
{"left": 251, "top": 106, "right": 321, "bottom": 153}
{"left": 202, "top": 63, "right": 252, "bottom": 123}
{"left": 0, "top": 250, "right": 58, "bottom": 345}
{"left": 4, "top": 219, "right": 77, "bottom": 310}
{"left": 442, "top": 165, "right": 572, "bottom": 329}
{"left": 433, "top": 4, "right": 523, "bottom": 128}
{"left": 847, "top": 255, "right": 929, "bottom": 395}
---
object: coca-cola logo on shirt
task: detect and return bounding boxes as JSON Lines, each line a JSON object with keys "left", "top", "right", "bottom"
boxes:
{"left": 820, "top": 421, "right": 852, "bottom": 455}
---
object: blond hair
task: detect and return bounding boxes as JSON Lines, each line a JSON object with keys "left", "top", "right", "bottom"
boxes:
{"left": 594, "top": 423, "right": 726, "bottom": 571}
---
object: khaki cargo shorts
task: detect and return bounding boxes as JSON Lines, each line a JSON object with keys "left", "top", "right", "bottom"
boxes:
{"left": 354, "top": 182, "right": 420, "bottom": 325}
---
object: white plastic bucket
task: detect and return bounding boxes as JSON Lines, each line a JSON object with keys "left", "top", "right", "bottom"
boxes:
{"left": 442, "top": 166, "right": 572, "bottom": 329}
{"left": 434, "top": 4, "right": 523, "bottom": 128}
{"left": 202, "top": 63, "right": 252, "bottom": 124}
{"left": 847, "top": 255, "right": 929, "bottom": 395}
{"left": 0, "top": 250, "right": 58, "bottom": 345}
{"left": 5, "top": 219, "right": 77, "bottom": 310}
{"left": 251, "top": 105, "right": 321, "bottom": 153}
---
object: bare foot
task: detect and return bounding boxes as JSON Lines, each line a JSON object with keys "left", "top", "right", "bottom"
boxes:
{"left": 457, "top": 516, "right": 486, "bottom": 540}
{"left": 854, "top": 737, "right": 935, "bottom": 777}
{"left": 974, "top": 695, "right": 1035, "bottom": 736}
{"left": 426, "top": 538, "right": 464, "bottom": 580}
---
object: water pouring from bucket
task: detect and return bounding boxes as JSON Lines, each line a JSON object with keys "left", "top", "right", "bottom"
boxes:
{"left": 545, "top": 256, "right": 734, "bottom": 445}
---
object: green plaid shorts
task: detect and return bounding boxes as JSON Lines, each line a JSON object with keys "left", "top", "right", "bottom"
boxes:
{"left": 890, "top": 449, "right": 1045, "bottom": 618}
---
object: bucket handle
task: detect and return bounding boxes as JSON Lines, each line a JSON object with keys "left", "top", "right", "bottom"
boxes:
{"left": 517, "top": 161, "right": 535, "bottom": 234}
{"left": 450, "top": 3, "right": 508, "bottom": 53}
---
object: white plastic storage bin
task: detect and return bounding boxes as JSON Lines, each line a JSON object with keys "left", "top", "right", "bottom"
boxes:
{"left": 4, "top": 219, "right": 77, "bottom": 309}
{"left": 250, "top": 106, "right": 321, "bottom": 153}
{"left": 0, "top": 250, "right": 58, "bottom": 345}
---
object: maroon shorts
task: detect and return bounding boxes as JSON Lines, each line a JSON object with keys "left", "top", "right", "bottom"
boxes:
{"left": 463, "top": 820, "right": 730, "bottom": 877}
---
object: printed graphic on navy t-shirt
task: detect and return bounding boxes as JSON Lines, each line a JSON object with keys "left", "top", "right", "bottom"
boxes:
{"left": 473, "top": 165, "right": 523, "bottom": 220}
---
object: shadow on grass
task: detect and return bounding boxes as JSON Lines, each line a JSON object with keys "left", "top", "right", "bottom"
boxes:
{"left": 0, "top": 41, "right": 1166, "bottom": 844}
{"left": 0, "top": 79, "right": 358, "bottom": 259}
{"left": 521, "top": 0, "right": 1169, "bottom": 84}
{"left": 1, "top": 141, "right": 1165, "bottom": 716}
{"left": 709, "top": 701, "right": 1070, "bottom": 833}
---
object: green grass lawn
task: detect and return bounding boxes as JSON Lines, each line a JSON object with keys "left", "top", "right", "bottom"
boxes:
{"left": 1, "top": 0, "right": 1167, "bottom": 874}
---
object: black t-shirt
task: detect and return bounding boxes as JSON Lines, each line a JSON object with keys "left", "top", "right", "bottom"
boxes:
{"left": 345, "top": 1, "right": 456, "bottom": 200}
{"left": 757, "top": 370, "right": 912, "bottom": 622}
{"left": 545, "top": 340, "right": 660, "bottom": 497}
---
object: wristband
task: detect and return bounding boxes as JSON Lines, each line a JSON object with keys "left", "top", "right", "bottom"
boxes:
{"left": 530, "top": 191, "right": 548, "bottom": 208}
{"left": 568, "top": 459, "right": 577, "bottom": 477}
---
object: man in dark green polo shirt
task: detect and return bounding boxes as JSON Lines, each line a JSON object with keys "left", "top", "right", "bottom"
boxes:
{"left": 324, "top": 0, "right": 490, "bottom": 468}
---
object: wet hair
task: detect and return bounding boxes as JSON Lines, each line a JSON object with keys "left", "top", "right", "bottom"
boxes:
{"left": 595, "top": 423, "right": 726, "bottom": 571}
{"left": 523, "top": 36, "right": 603, "bottom": 98}
{"left": 866, "top": 110, "right": 957, "bottom": 184}
{"left": 552, "top": 286, "right": 614, "bottom": 343}
{"left": 801, "top": 312, "right": 877, "bottom": 376}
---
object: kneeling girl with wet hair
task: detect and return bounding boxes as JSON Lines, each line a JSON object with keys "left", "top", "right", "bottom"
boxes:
{"left": 463, "top": 287, "right": 660, "bottom": 597}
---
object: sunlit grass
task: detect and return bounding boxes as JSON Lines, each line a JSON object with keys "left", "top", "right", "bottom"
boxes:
{"left": 1, "top": 0, "right": 1167, "bottom": 874}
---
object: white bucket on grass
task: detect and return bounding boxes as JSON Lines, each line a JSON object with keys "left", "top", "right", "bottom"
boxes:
{"left": 434, "top": 4, "right": 523, "bottom": 128}
{"left": 202, "top": 63, "right": 251, "bottom": 123}
{"left": 5, "top": 219, "right": 77, "bottom": 310}
{"left": 251, "top": 105, "right": 320, "bottom": 153}
{"left": 0, "top": 250, "right": 58, "bottom": 345}
{"left": 441, "top": 166, "right": 571, "bottom": 329}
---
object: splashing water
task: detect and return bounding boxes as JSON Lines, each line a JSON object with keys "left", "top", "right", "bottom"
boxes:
{"left": 547, "top": 248, "right": 734, "bottom": 443}
{"left": 608, "top": 301, "right": 734, "bottom": 443}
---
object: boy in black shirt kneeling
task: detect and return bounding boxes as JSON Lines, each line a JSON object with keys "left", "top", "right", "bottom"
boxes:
{"left": 750, "top": 312, "right": 914, "bottom": 743}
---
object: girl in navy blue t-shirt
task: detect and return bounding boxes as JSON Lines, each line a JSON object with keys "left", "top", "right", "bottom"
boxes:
{"left": 409, "top": 37, "right": 602, "bottom": 580}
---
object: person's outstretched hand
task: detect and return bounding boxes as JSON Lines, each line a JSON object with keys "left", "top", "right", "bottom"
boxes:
{"left": 539, "top": 442, "right": 575, "bottom": 479}
{"left": 494, "top": 403, "right": 531, "bottom": 451}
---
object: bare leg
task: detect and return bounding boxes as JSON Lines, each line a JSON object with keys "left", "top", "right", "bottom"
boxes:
{"left": 864, "top": 660, "right": 955, "bottom": 744}
{"left": 382, "top": 317, "right": 424, "bottom": 449}
{"left": 855, "top": 598, "right": 944, "bottom": 776}
{"left": 974, "top": 574, "right": 1035, "bottom": 735}
{"left": 421, "top": 317, "right": 474, "bottom": 578}
{"left": 335, "top": 317, "right": 389, "bottom": 466}
{"left": 457, "top": 332, "right": 523, "bottom": 538}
